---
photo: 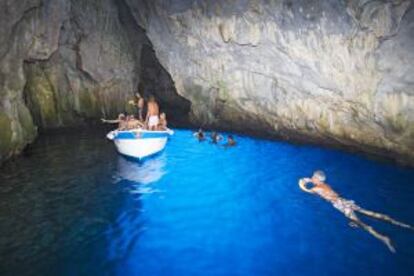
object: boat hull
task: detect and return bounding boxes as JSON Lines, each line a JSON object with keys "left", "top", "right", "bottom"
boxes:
{"left": 107, "top": 129, "right": 173, "bottom": 160}
{"left": 115, "top": 137, "right": 168, "bottom": 160}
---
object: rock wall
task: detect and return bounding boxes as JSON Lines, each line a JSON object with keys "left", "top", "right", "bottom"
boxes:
{"left": 125, "top": 0, "right": 414, "bottom": 164}
{"left": 1, "top": 0, "right": 413, "bottom": 165}
{"left": 0, "top": 0, "right": 189, "bottom": 164}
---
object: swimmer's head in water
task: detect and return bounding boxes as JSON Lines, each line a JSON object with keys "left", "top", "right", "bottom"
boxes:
{"left": 313, "top": 170, "right": 326, "bottom": 182}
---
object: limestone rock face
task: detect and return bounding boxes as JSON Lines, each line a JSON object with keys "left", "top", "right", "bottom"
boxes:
{"left": 125, "top": 0, "right": 414, "bottom": 164}
{"left": 0, "top": 0, "right": 188, "bottom": 163}
{"left": 0, "top": 0, "right": 413, "bottom": 165}
{"left": 0, "top": 0, "right": 65, "bottom": 162}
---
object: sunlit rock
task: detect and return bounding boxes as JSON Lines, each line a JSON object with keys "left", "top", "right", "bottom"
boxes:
{"left": 0, "top": 0, "right": 413, "bottom": 164}
{"left": 125, "top": 0, "right": 414, "bottom": 164}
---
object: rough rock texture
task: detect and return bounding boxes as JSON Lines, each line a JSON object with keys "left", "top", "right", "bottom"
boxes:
{"left": 125, "top": 0, "right": 414, "bottom": 164}
{"left": 0, "top": 0, "right": 413, "bottom": 165}
{"left": 0, "top": 0, "right": 189, "bottom": 163}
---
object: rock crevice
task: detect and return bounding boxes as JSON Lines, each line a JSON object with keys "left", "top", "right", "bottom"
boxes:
{"left": 1, "top": 0, "right": 413, "bottom": 165}
{"left": 0, "top": 0, "right": 190, "bottom": 163}
{"left": 123, "top": 0, "right": 414, "bottom": 164}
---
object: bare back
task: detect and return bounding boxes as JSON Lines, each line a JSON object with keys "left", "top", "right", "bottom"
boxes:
{"left": 138, "top": 98, "right": 145, "bottom": 108}
{"left": 311, "top": 183, "right": 339, "bottom": 202}
{"left": 147, "top": 101, "right": 159, "bottom": 116}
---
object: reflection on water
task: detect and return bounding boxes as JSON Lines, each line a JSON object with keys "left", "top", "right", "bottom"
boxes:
{"left": 1, "top": 128, "right": 414, "bottom": 275}
{"left": 114, "top": 155, "right": 166, "bottom": 186}
{"left": 105, "top": 155, "right": 168, "bottom": 264}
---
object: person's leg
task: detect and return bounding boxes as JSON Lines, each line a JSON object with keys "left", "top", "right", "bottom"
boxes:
{"left": 351, "top": 217, "right": 396, "bottom": 253}
{"left": 357, "top": 208, "right": 414, "bottom": 230}
{"left": 340, "top": 208, "right": 396, "bottom": 252}
{"left": 138, "top": 109, "right": 143, "bottom": 122}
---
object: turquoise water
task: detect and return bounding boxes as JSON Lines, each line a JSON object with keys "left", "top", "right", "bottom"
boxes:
{"left": 1, "top": 128, "right": 414, "bottom": 276}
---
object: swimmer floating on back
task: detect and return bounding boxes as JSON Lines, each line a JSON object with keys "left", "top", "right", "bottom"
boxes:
{"left": 299, "top": 170, "right": 414, "bottom": 253}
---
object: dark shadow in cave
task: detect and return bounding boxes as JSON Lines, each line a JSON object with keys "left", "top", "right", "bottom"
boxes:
{"left": 115, "top": 0, "right": 192, "bottom": 127}
{"left": 138, "top": 44, "right": 192, "bottom": 127}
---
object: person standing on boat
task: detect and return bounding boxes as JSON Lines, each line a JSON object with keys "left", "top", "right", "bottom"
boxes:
{"left": 129, "top": 93, "right": 145, "bottom": 121}
{"left": 136, "top": 93, "right": 145, "bottom": 121}
{"left": 299, "top": 170, "right": 414, "bottom": 253}
{"left": 146, "top": 95, "right": 160, "bottom": 131}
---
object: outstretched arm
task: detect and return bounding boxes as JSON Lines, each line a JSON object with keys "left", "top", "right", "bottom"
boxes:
{"left": 101, "top": 119, "right": 120, "bottom": 124}
{"left": 298, "top": 178, "right": 314, "bottom": 193}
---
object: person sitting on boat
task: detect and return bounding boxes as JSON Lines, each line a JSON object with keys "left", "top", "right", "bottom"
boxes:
{"left": 299, "top": 170, "right": 414, "bottom": 253}
{"left": 101, "top": 113, "right": 127, "bottom": 130}
{"left": 193, "top": 128, "right": 205, "bottom": 141}
{"left": 158, "top": 112, "right": 168, "bottom": 130}
{"left": 224, "top": 135, "right": 236, "bottom": 147}
{"left": 126, "top": 115, "right": 144, "bottom": 129}
{"left": 210, "top": 131, "right": 223, "bottom": 144}
{"left": 145, "top": 95, "right": 160, "bottom": 131}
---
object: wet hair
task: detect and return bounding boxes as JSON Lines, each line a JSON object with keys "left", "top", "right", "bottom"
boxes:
{"left": 228, "top": 135, "right": 234, "bottom": 140}
{"left": 198, "top": 129, "right": 204, "bottom": 138}
{"left": 313, "top": 170, "right": 326, "bottom": 182}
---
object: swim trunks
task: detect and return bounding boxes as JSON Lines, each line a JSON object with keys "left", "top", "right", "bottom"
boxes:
{"left": 148, "top": 115, "right": 159, "bottom": 127}
{"left": 332, "top": 198, "right": 360, "bottom": 218}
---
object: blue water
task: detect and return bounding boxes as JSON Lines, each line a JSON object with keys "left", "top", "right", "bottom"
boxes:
{"left": 1, "top": 128, "right": 414, "bottom": 276}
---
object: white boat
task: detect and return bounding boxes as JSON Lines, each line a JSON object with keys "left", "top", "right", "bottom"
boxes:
{"left": 106, "top": 128, "right": 174, "bottom": 160}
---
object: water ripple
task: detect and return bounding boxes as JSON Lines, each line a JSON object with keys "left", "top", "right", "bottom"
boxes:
{"left": 0, "top": 129, "right": 414, "bottom": 275}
